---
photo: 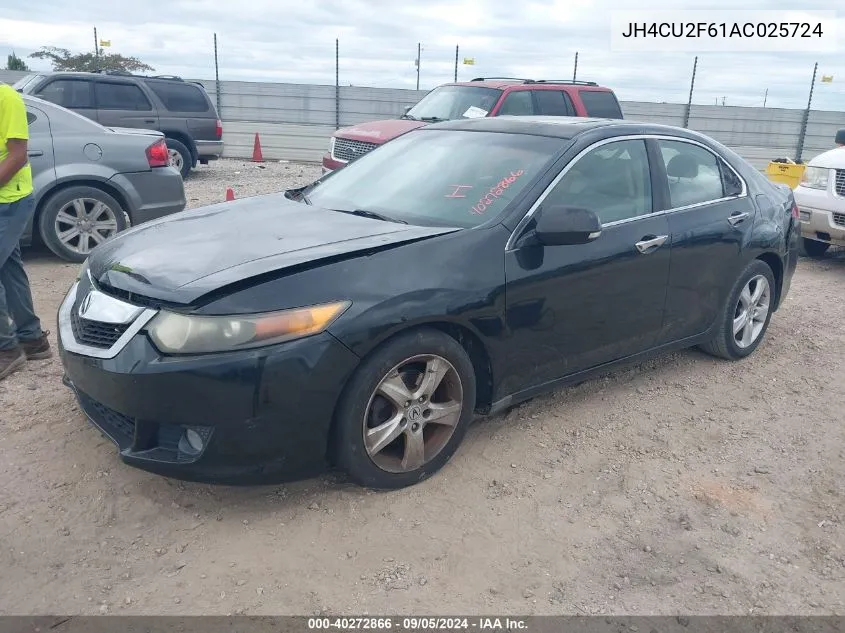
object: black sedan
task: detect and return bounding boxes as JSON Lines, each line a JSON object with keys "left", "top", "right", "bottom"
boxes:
{"left": 57, "top": 116, "right": 800, "bottom": 489}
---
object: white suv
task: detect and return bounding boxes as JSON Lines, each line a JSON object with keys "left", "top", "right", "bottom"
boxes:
{"left": 794, "top": 129, "right": 845, "bottom": 258}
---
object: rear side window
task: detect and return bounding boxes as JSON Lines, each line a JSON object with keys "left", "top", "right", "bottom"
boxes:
{"left": 95, "top": 82, "right": 152, "bottom": 111}
{"left": 36, "top": 79, "right": 94, "bottom": 109}
{"left": 146, "top": 81, "right": 210, "bottom": 113}
{"left": 579, "top": 90, "right": 623, "bottom": 119}
{"left": 497, "top": 91, "right": 535, "bottom": 116}
{"left": 533, "top": 90, "right": 576, "bottom": 116}
{"left": 658, "top": 140, "right": 725, "bottom": 207}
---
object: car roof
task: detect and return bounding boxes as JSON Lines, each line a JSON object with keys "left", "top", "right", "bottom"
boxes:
{"left": 444, "top": 79, "right": 613, "bottom": 91}
{"left": 423, "top": 115, "right": 710, "bottom": 142}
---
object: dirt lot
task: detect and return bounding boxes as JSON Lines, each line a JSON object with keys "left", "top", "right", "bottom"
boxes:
{"left": 1, "top": 159, "right": 843, "bottom": 616}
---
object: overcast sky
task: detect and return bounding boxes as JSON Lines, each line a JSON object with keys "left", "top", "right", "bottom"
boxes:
{"left": 0, "top": 0, "right": 843, "bottom": 109}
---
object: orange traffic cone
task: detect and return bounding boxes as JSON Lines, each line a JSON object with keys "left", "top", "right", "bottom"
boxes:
{"left": 225, "top": 187, "right": 235, "bottom": 201}
{"left": 252, "top": 133, "right": 264, "bottom": 162}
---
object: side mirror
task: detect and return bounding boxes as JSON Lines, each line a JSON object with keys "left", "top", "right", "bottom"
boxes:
{"left": 835, "top": 128, "right": 845, "bottom": 146}
{"left": 403, "top": 105, "right": 413, "bottom": 115}
{"left": 533, "top": 205, "right": 601, "bottom": 246}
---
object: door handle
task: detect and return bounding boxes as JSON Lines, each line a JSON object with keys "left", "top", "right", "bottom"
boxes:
{"left": 27, "top": 150, "right": 44, "bottom": 157}
{"left": 728, "top": 211, "right": 749, "bottom": 226}
{"left": 143, "top": 119, "right": 156, "bottom": 124}
{"left": 635, "top": 235, "right": 668, "bottom": 254}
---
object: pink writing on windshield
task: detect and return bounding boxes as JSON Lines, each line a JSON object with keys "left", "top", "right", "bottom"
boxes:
{"left": 445, "top": 185, "right": 473, "bottom": 198}
{"left": 470, "top": 170, "right": 525, "bottom": 215}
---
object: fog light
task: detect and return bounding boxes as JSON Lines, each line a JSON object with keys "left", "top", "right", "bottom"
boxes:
{"left": 178, "top": 428, "right": 205, "bottom": 456}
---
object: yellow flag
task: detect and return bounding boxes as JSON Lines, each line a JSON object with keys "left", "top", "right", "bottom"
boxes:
{"left": 821, "top": 74, "right": 833, "bottom": 83}
{"left": 463, "top": 57, "right": 475, "bottom": 65}
{"left": 99, "top": 39, "right": 111, "bottom": 47}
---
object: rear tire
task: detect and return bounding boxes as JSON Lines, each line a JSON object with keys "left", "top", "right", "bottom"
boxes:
{"left": 335, "top": 328, "right": 476, "bottom": 490}
{"left": 801, "top": 237, "right": 830, "bottom": 258}
{"left": 165, "top": 138, "right": 192, "bottom": 178}
{"left": 38, "top": 186, "right": 128, "bottom": 263}
{"left": 699, "top": 260, "right": 776, "bottom": 361}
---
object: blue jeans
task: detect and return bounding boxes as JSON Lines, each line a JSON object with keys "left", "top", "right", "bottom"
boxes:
{"left": 0, "top": 195, "right": 43, "bottom": 351}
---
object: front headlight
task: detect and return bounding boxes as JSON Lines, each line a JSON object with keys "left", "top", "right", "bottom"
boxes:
{"left": 800, "top": 166, "right": 830, "bottom": 190}
{"left": 146, "top": 301, "right": 351, "bottom": 354}
{"left": 328, "top": 136, "right": 336, "bottom": 157}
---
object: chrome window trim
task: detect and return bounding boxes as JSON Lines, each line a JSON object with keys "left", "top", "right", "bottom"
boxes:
{"left": 58, "top": 281, "right": 159, "bottom": 360}
{"left": 504, "top": 133, "right": 749, "bottom": 252}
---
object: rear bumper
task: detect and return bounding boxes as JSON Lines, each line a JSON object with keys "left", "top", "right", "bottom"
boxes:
{"left": 110, "top": 167, "right": 187, "bottom": 225}
{"left": 195, "top": 139, "right": 224, "bottom": 159}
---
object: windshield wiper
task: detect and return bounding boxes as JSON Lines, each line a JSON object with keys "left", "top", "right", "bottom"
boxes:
{"left": 335, "top": 209, "right": 407, "bottom": 224}
{"left": 418, "top": 116, "right": 446, "bottom": 122}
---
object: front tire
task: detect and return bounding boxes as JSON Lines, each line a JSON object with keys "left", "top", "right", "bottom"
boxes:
{"left": 699, "top": 259, "right": 776, "bottom": 360}
{"left": 801, "top": 237, "right": 830, "bottom": 258}
{"left": 38, "top": 186, "right": 127, "bottom": 263}
{"left": 335, "top": 328, "right": 476, "bottom": 490}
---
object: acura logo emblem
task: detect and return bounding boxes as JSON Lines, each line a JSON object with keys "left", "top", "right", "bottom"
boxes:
{"left": 407, "top": 405, "right": 423, "bottom": 422}
{"left": 79, "top": 294, "right": 93, "bottom": 317}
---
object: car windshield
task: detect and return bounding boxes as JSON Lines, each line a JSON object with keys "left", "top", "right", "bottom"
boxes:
{"left": 405, "top": 86, "right": 502, "bottom": 121}
{"left": 12, "top": 74, "right": 45, "bottom": 92}
{"left": 305, "top": 129, "right": 568, "bottom": 228}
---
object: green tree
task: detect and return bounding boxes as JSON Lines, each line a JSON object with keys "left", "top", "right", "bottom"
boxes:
{"left": 28, "top": 46, "right": 154, "bottom": 73}
{"left": 5, "top": 51, "right": 29, "bottom": 71}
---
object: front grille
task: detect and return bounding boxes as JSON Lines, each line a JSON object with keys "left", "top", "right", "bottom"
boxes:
{"left": 333, "top": 138, "right": 378, "bottom": 162}
{"left": 833, "top": 212, "right": 845, "bottom": 227}
{"left": 76, "top": 390, "right": 135, "bottom": 447}
{"left": 835, "top": 169, "right": 845, "bottom": 197}
{"left": 70, "top": 309, "right": 129, "bottom": 349}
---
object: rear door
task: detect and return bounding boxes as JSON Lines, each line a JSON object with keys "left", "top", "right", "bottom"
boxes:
{"left": 650, "top": 137, "right": 755, "bottom": 344}
{"left": 23, "top": 104, "right": 56, "bottom": 241}
{"left": 93, "top": 79, "right": 159, "bottom": 131}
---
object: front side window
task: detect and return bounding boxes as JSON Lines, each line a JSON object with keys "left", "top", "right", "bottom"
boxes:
{"left": 306, "top": 129, "right": 568, "bottom": 228}
{"left": 404, "top": 86, "right": 502, "bottom": 121}
{"left": 36, "top": 79, "right": 93, "bottom": 109}
{"left": 95, "top": 82, "right": 152, "bottom": 111}
{"left": 497, "top": 91, "right": 535, "bottom": 116}
{"left": 542, "top": 139, "right": 653, "bottom": 224}
{"left": 658, "top": 140, "right": 724, "bottom": 208}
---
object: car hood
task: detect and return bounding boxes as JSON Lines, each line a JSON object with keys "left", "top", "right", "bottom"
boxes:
{"left": 807, "top": 146, "right": 845, "bottom": 169}
{"left": 335, "top": 119, "right": 426, "bottom": 143}
{"left": 87, "top": 193, "right": 460, "bottom": 305}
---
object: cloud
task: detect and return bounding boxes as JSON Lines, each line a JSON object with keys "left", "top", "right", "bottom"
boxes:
{"left": 0, "top": 0, "right": 842, "bottom": 109}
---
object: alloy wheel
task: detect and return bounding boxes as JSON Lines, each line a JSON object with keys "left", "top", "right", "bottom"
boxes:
{"left": 168, "top": 148, "right": 184, "bottom": 171}
{"left": 363, "top": 354, "right": 464, "bottom": 473}
{"left": 733, "top": 274, "right": 770, "bottom": 349}
{"left": 54, "top": 198, "right": 119, "bottom": 255}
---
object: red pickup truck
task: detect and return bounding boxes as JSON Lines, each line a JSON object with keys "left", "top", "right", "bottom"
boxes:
{"left": 322, "top": 77, "right": 623, "bottom": 174}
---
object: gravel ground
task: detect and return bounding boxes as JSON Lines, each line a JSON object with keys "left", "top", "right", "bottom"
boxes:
{"left": 1, "top": 159, "right": 843, "bottom": 616}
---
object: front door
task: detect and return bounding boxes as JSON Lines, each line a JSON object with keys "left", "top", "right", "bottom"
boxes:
{"left": 650, "top": 138, "right": 757, "bottom": 343}
{"left": 501, "top": 138, "right": 670, "bottom": 396}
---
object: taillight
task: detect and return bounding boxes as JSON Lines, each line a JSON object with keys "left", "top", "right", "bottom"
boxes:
{"left": 215, "top": 119, "right": 223, "bottom": 139}
{"left": 146, "top": 138, "right": 169, "bottom": 168}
